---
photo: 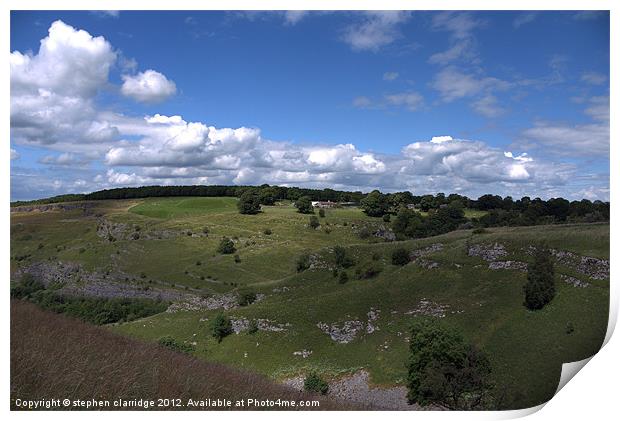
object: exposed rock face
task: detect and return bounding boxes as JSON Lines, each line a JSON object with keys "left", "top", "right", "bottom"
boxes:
{"left": 15, "top": 261, "right": 184, "bottom": 301}
{"left": 410, "top": 243, "right": 444, "bottom": 259}
{"left": 416, "top": 259, "right": 439, "bottom": 269}
{"left": 96, "top": 218, "right": 129, "bottom": 241}
{"left": 468, "top": 243, "right": 507, "bottom": 262}
{"left": 405, "top": 299, "right": 449, "bottom": 318}
{"left": 167, "top": 293, "right": 239, "bottom": 312}
{"left": 374, "top": 226, "right": 396, "bottom": 242}
{"left": 366, "top": 308, "right": 380, "bottom": 333}
{"left": 10, "top": 202, "right": 95, "bottom": 213}
{"left": 229, "top": 317, "right": 291, "bottom": 333}
{"left": 526, "top": 247, "right": 609, "bottom": 280}
{"left": 561, "top": 274, "right": 590, "bottom": 288}
{"left": 317, "top": 320, "right": 365, "bottom": 344}
{"left": 488, "top": 260, "right": 528, "bottom": 272}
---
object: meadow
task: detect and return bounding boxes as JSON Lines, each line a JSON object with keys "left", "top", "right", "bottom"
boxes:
{"left": 10, "top": 197, "right": 609, "bottom": 409}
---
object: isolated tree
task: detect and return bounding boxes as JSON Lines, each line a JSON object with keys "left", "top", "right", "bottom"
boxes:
{"left": 258, "top": 187, "right": 278, "bottom": 205}
{"left": 318, "top": 208, "right": 326, "bottom": 218}
{"left": 523, "top": 246, "right": 555, "bottom": 310}
{"left": 304, "top": 372, "right": 329, "bottom": 395}
{"left": 407, "top": 320, "right": 492, "bottom": 409}
{"left": 360, "top": 190, "right": 389, "bottom": 217}
{"left": 295, "top": 196, "right": 314, "bottom": 214}
{"left": 308, "top": 215, "right": 320, "bottom": 229}
{"left": 217, "top": 237, "right": 236, "bottom": 254}
{"left": 333, "top": 245, "right": 354, "bottom": 268}
{"left": 391, "top": 248, "right": 410, "bottom": 266}
{"left": 210, "top": 313, "right": 233, "bottom": 343}
{"left": 237, "top": 190, "right": 261, "bottom": 214}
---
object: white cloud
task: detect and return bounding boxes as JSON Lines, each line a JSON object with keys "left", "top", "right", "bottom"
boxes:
{"left": 430, "top": 136, "right": 453, "bottom": 144}
{"left": 342, "top": 11, "right": 411, "bottom": 52}
{"left": 283, "top": 11, "right": 307, "bottom": 26}
{"left": 471, "top": 94, "right": 506, "bottom": 118}
{"left": 513, "top": 13, "right": 538, "bottom": 28}
{"left": 383, "top": 72, "right": 399, "bottom": 81}
{"left": 432, "top": 67, "right": 509, "bottom": 102}
{"left": 352, "top": 96, "right": 372, "bottom": 108}
{"left": 431, "top": 12, "right": 483, "bottom": 39}
{"left": 39, "top": 152, "right": 88, "bottom": 166}
{"left": 121, "top": 70, "right": 177, "bottom": 103}
{"left": 581, "top": 71, "right": 608, "bottom": 85}
{"left": 384, "top": 92, "right": 424, "bottom": 111}
{"left": 11, "top": 149, "right": 20, "bottom": 160}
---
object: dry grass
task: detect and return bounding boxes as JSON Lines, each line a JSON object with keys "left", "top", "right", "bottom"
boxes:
{"left": 10, "top": 300, "right": 359, "bottom": 410}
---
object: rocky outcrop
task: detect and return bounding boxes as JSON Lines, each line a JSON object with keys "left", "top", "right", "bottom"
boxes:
{"left": 374, "top": 226, "right": 396, "bottom": 242}
{"left": 561, "top": 274, "right": 590, "bottom": 288}
{"left": 488, "top": 260, "right": 528, "bottom": 272}
{"left": 405, "top": 299, "right": 449, "bottom": 318}
{"left": 468, "top": 243, "right": 507, "bottom": 262}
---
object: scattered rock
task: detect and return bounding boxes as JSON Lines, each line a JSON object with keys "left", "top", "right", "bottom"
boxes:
{"left": 561, "top": 274, "right": 590, "bottom": 288}
{"left": 366, "top": 308, "right": 380, "bottom": 333}
{"left": 416, "top": 259, "right": 439, "bottom": 269}
{"left": 410, "top": 243, "right": 443, "bottom": 259}
{"left": 292, "top": 349, "right": 313, "bottom": 358}
{"left": 317, "top": 320, "right": 364, "bottom": 344}
{"left": 374, "top": 226, "right": 396, "bottom": 242}
{"left": 405, "top": 299, "right": 449, "bottom": 318}
{"left": 468, "top": 243, "right": 507, "bottom": 262}
{"left": 488, "top": 261, "right": 528, "bottom": 271}
{"left": 229, "top": 317, "right": 291, "bottom": 333}
{"left": 167, "top": 293, "right": 239, "bottom": 312}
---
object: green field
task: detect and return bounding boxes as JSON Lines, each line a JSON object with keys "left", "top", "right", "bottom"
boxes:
{"left": 10, "top": 197, "right": 609, "bottom": 409}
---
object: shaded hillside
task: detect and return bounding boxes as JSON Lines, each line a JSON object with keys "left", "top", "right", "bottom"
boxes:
{"left": 10, "top": 300, "right": 356, "bottom": 410}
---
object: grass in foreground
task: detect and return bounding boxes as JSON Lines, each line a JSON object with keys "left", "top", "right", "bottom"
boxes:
{"left": 10, "top": 300, "right": 358, "bottom": 411}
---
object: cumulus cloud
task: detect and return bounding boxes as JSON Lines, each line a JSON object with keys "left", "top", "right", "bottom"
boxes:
{"left": 383, "top": 72, "right": 399, "bottom": 81}
{"left": 121, "top": 70, "right": 177, "bottom": 103}
{"left": 342, "top": 11, "right": 411, "bottom": 52}
{"left": 11, "top": 148, "right": 20, "bottom": 160}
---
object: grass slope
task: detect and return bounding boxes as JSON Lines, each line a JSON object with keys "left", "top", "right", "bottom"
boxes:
{"left": 11, "top": 197, "right": 609, "bottom": 410}
{"left": 10, "top": 300, "right": 353, "bottom": 410}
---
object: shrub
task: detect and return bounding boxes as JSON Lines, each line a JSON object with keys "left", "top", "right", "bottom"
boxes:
{"left": 358, "top": 226, "right": 371, "bottom": 239}
{"left": 263, "top": 228, "right": 272, "bottom": 235}
{"left": 565, "top": 321, "right": 575, "bottom": 335}
{"left": 472, "top": 227, "right": 488, "bottom": 234}
{"left": 338, "top": 271, "right": 349, "bottom": 284}
{"left": 407, "top": 319, "right": 492, "bottom": 409}
{"left": 296, "top": 254, "right": 311, "bottom": 272}
{"left": 158, "top": 336, "right": 194, "bottom": 353}
{"left": 304, "top": 372, "right": 329, "bottom": 395}
{"left": 234, "top": 254, "right": 241, "bottom": 263}
{"left": 237, "top": 291, "right": 257, "bottom": 306}
{"left": 308, "top": 215, "right": 320, "bottom": 229}
{"left": 248, "top": 319, "right": 259, "bottom": 335}
{"left": 294, "top": 196, "right": 314, "bottom": 214}
{"left": 217, "top": 237, "right": 236, "bottom": 254}
{"left": 210, "top": 313, "right": 233, "bottom": 343}
{"left": 318, "top": 209, "right": 326, "bottom": 218}
{"left": 383, "top": 214, "right": 391, "bottom": 223}
{"left": 237, "top": 190, "right": 262, "bottom": 215}
{"left": 202, "top": 227, "right": 210, "bottom": 236}
{"left": 131, "top": 232, "right": 140, "bottom": 240}
{"left": 333, "top": 245, "right": 354, "bottom": 268}
{"left": 391, "top": 248, "right": 410, "bottom": 266}
{"left": 523, "top": 246, "right": 555, "bottom": 310}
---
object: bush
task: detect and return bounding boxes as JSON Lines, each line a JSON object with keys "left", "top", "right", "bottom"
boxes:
{"left": 237, "top": 291, "right": 257, "bottom": 306}
{"left": 158, "top": 336, "right": 194, "bottom": 353}
{"left": 295, "top": 196, "right": 314, "bottom": 214}
{"left": 304, "top": 372, "right": 329, "bottom": 395}
{"left": 202, "top": 226, "right": 210, "bottom": 236}
{"left": 263, "top": 228, "right": 272, "bottom": 235}
{"left": 338, "top": 271, "right": 349, "bottom": 284}
{"left": 391, "top": 248, "right": 410, "bottom": 266}
{"left": 309, "top": 215, "right": 320, "bottom": 229}
{"left": 523, "top": 246, "right": 555, "bottom": 310}
{"left": 358, "top": 226, "right": 372, "bottom": 239}
{"left": 318, "top": 209, "right": 326, "bottom": 218}
{"left": 237, "top": 190, "right": 262, "bottom": 215}
{"left": 210, "top": 313, "right": 233, "bottom": 343}
{"left": 234, "top": 254, "right": 241, "bottom": 263}
{"left": 296, "top": 254, "right": 311, "bottom": 272}
{"left": 383, "top": 214, "right": 391, "bottom": 223}
{"left": 407, "top": 320, "right": 492, "bottom": 409}
{"left": 248, "top": 319, "right": 259, "bottom": 335}
{"left": 333, "top": 245, "right": 354, "bottom": 268}
{"left": 565, "top": 321, "right": 575, "bottom": 335}
{"left": 472, "top": 227, "right": 488, "bottom": 234}
{"left": 217, "top": 237, "right": 236, "bottom": 254}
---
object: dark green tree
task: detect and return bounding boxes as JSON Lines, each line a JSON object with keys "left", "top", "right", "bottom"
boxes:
{"left": 407, "top": 320, "right": 492, "bottom": 409}
{"left": 210, "top": 313, "right": 233, "bottom": 343}
{"left": 237, "top": 190, "right": 261, "bottom": 214}
{"left": 360, "top": 190, "right": 389, "bottom": 217}
{"left": 309, "top": 215, "right": 320, "bottom": 229}
{"left": 304, "top": 372, "right": 329, "bottom": 395}
{"left": 391, "top": 248, "right": 410, "bottom": 265}
{"left": 217, "top": 237, "right": 236, "bottom": 254}
{"left": 295, "top": 196, "right": 314, "bottom": 214}
{"left": 524, "top": 246, "right": 555, "bottom": 310}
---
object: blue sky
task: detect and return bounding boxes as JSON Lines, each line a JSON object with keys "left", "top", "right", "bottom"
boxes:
{"left": 10, "top": 10, "right": 609, "bottom": 201}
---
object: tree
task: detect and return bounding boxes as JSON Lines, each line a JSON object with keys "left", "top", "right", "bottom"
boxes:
{"left": 295, "top": 196, "right": 314, "bottom": 214}
{"left": 524, "top": 246, "right": 555, "bottom": 310}
{"left": 237, "top": 290, "right": 257, "bottom": 306}
{"left": 407, "top": 320, "right": 492, "bottom": 409}
{"left": 318, "top": 208, "right": 326, "bottom": 218}
{"left": 210, "top": 313, "right": 232, "bottom": 343}
{"left": 237, "top": 190, "right": 261, "bottom": 214}
{"left": 304, "top": 372, "right": 329, "bottom": 395}
{"left": 338, "top": 271, "right": 349, "bottom": 284}
{"left": 217, "top": 237, "right": 236, "bottom": 254}
{"left": 391, "top": 248, "right": 410, "bottom": 266}
{"left": 258, "top": 187, "right": 278, "bottom": 205}
{"left": 333, "top": 245, "right": 354, "bottom": 268}
{"left": 360, "top": 190, "right": 389, "bottom": 217}
{"left": 296, "top": 253, "right": 311, "bottom": 272}
{"left": 309, "top": 215, "right": 320, "bottom": 229}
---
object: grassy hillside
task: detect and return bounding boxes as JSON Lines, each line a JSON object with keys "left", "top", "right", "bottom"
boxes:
{"left": 10, "top": 197, "right": 609, "bottom": 410}
{"left": 10, "top": 300, "right": 353, "bottom": 410}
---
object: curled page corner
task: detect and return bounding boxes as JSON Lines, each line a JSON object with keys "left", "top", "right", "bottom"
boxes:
{"left": 555, "top": 356, "right": 593, "bottom": 396}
